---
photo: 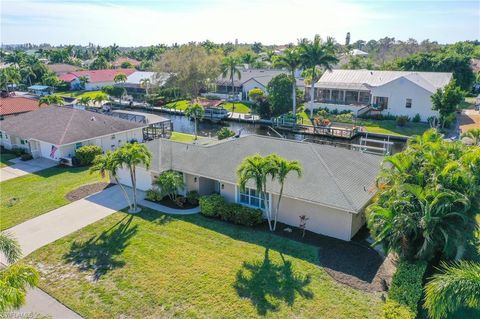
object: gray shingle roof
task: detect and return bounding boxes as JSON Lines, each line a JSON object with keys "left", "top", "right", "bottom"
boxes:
{"left": 148, "top": 135, "right": 382, "bottom": 212}
{"left": 0, "top": 106, "right": 146, "bottom": 145}
{"left": 217, "top": 69, "right": 288, "bottom": 87}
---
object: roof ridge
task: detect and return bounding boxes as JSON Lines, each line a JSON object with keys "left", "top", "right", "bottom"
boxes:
{"left": 58, "top": 107, "right": 76, "bottom": 145}
{"left": 307, "top": 143, "right": 356, "bottom": 211}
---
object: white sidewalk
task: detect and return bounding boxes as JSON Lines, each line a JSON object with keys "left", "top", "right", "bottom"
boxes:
{"left": 0, "top": 157, "right": 57, "bottom": 182}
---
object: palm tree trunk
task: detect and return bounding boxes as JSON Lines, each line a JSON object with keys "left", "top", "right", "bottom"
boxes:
{"left": 309, "top": 69, "right": 315, "bottom": 118}
{"left": 273, "top": 184, "right": 284, "bottom": 231}
{"left": 114, "top": 175, "right": 133, "bottom": 210}
{"left": 263, "top": 184, "right": 272, "bottom": 231}
{"left": 129, "top": 166, "right": 138, "bottom": 212}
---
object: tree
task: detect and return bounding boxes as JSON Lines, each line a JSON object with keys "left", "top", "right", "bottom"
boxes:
{"left": 139, "top": 78, "right": 150, "bottom": 96}
{"left": 461, "top": 128, "right": 480, "bottom": 145}
{"left": 273, "top": 48, "right": 301, "bottom": 115}
{"left": 78, "top": 96, "right": 91, "bottom": 107}
{"left": 248, "top": 88, "right": 264, "bottom": 103}
{"left": 424, "top": 261, "right": 480, "bottom": 319}
{"left": 220, "top": 55, "right": 241, "bottom": 97}
{"left": 217, "top": 127, "right": 235, "bottom": 140}
{"left": 90, "top": 151, "right": 133, "bottom": 211}
{"left": 267, "top": 154, "right": 303, "bottom": 231}
{"left": 78, "top": 75, "right": 90, "bottom": 90}
{"left": 154, "top": 170, "right": 185, "bottom": 202}
{"left": 251, "top": 42, "right": 263, "bottom": 54}
{"left": 431, "top": 80, "right": 464, "bottom": 128}
{"left": 0, "top": 67, "right": 21, "bottom": 92}
{"left": 93, "top": 94, "right": 108, "bottom": 106}
{"left": 298, "top": 36, "right": 339, "bottom": 117}
{"left": 184, "top": 103, "right": 204, "bottom": 141}
{"left": 116, "top": 143, "right": 152, "bottom": 213}
{"left": 90, "top": 56, "right": 109, "bottom": 70}
{"left": 114, "top": 73, "right": 127, "bottom": 104}
{"left": 237, "top": 154, "right": 277, "bottom": 231}
{"left": 267, "top": 74, "right": 294, "bottom": 117}
{"left": 0, "top": 232, "right": 39, "bottom": 312}
{"left": 38, "top": 95, "right": 64, "bottom": 106}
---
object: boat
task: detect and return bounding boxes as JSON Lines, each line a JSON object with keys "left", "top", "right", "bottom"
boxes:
{"left": 203, "top": 107, "right": 229, "bottom": 122}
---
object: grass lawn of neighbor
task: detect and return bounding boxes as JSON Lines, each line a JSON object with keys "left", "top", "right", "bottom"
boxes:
{"left": 0, "top": 166, "right": 107, "bottom": 230}
{"left": 459, "top": 97, "right": 476, "bottom": 109}
{"left": 0, "top": 152, "right": 17, "bottom": 168}
{"left": 222, "top": 102, "right": 252, "bottom": 113}
{"left": 170, "top": 132, "right": 204, "bottom": 143}
{"left": 55, "top": 90, "right": 107, "bottom": 100}
{"left": 163, "top": 100, "right": 191, "bottom": 111}
{"left": 26, "top": 208, "right": 382, "bottom": 319}
{"left": 359, "top": 119, "right": 430, "bottom": 136}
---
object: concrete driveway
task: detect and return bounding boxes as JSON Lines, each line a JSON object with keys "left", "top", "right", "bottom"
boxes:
{"left": 0, "top": 157, "right": 58, "bottom": 182}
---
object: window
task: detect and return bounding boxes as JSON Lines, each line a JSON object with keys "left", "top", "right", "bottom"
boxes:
{"left": 406, "top": 98, "right": 412, "bottom": 108}
{"left": 238, "top": 187, "right": 268, "bottom": 209}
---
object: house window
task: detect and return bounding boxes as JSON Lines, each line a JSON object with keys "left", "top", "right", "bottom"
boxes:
{"left": 406, "top": 98, "right": 412, "bottom": 108}
{"left": 238, "top": 187, "right": 267, "bottom": 209}
{"left": 20, "top": 139, "right": 25, "bottom": 145}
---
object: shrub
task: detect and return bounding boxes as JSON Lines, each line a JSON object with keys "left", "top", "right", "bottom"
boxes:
{"left": 229, "top": 204, "right": 263, "bottom": 226}
{"left": 388, "top": 260, "right": 427, "bottom": 314}
{"left": 412, "top": 113, "right": 421, "bottom": 123}
{"left": 204, "top": 94, "right": 222, "bottom": 100}
{"left": 154, "top": 170, "right": 185, "bottom": 201}
{"left": 11, "top": 147, "right": 25, "bottom": 156}
{"left": 396, "top": 115, "right": 409, "bottom": 127}
{"left": 186, "top": 190, "right": 200, "bottom": 205}
{"left": 20, "top": 153, "right": 33, "bottom": 161}
{"left": 145, "top": 189, "right": 163, "bottom": 202}
{"left": 75, "top": 145, "right": 103, "bottom": 165}
{"left": 217, "top": 127, "right": 235, "bottom": 140}
{"left": 380, "top": 299, "right": 415, "bottom": 319}
{"left": 199, "top": 194, "right": 225, "bottom": 217}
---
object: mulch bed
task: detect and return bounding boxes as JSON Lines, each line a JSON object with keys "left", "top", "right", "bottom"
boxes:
{"left": 66, "top": 182, "right": 113, "bottom": 202}
{"left": 145, "top": 197, "right": 198, "bottom": 210}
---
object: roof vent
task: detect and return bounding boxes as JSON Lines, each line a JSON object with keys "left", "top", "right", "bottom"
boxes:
{"left": 90, "top": 116, "right": 96, "bottom": 121}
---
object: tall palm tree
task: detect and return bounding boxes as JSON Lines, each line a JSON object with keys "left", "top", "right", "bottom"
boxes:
{"left": 116, "top": 143, "right": 152, "bottom": 213}
{"left": 220, "top": 55, "right": 241, "bottom": 102}
{"left": 267, "top": 154, "right": 303, "bottom": 231}
{"left": 114, "top": 73, "right": 128, "bottom": 104}
{"left": 462, "top": 128, "right": 480, "bottom": 145}
{"left": 424, "top": 261, "right": 480, "bottom": 319}
{"left": 78, "top": 75, "right": 90, "bottom": 90}
{"left": 78, "top": 96, "right": 92, "bottom": 107}
{"left": 0, "top": 67, "right": 21, "bottom": 92}
{"left": 237, "top": 154, "right": 277, "bottom": 231}
{"left": 140, "top": 78, "right": 150, "bottom": 96}
{"left": 0, "top": 232, "right": 39, "bottom": 312}
{"left": 38, "top": 95, "right": 64, "bottom": 106}
{"left": 184, "top": 103, "right": 205, "bottom": 141}
{"left": 90, "top": 152, "right": 133, "bottom": 211}
{"left": 298, "top": 36, "right": 338, "bottom": 118}
{"left": 93, "top": 94, "right": 108, "bottom": 106}
{"left": 273, "top": 48, "right": 301, "bottom": 115}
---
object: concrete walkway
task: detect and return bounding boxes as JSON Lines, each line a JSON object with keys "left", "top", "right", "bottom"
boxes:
{"left": 3, "top": 185, "right": 199, "bottom": 318}
{"left": 0, "top": 157, "right": 57, "bottom": 182}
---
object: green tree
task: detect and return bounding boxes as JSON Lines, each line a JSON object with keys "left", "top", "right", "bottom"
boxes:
{"left": 461, "top": 128, "right": 480, "bottom": 145}
{"left": 78, "top": 75, "right": 90, "bottom": 90}
{"left": 184, "top": 103, "right": 205, "bottom": 141}
{"left": 220, "top": 55, "right": 241, "bottom": 111}
{"left": 299, "top": 36, "right": 338, "bottom": 117}
{"left": 90, "top": 56, "right": 109, "bottom": 70}
{"left": 114, "top": 73, "right": 128, "bottom": 104}
{"left": 267, "top": 74, "right": 294, "bottom": 117}
{"left": 0, "top": 67, "right": 21, "bottom": 92}
{"left": 273, "top": 48, "right": 301, "bottom": 115}
{"left": 424, "top": 261, "right": 480, "bottom": 319}
{"left": 116, "top": 143, "right": 152, "bottom": 213}
{"left": 38, "top": 95, "right": 64, "bottom": 106}
{"left": 0, "top": 232, "right": 39, "bottom": 312}
{"left": 217, "top": 127, "right": 235, "bottom": 140}
{"left": 154, "top": 170, "right": 185, "bottom": 202}
{"left": 93, "top": 94, "right": 108, "bottom": 106}
{"left": 431, "top": 80, "right": 464, "bottom": 128}
{"left": 78, "top": 96, "right": 91, "bottom": 107}
{"left": 140, "top": 78, "right": 150, "bottom": 96}
{"left": 248, "top": 88, "right": 264, "bottom": 103}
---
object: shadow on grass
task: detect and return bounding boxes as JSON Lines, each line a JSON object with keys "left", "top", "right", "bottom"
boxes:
{"left": 63, "top": 214, "right": 137, "bottom": 281}
{"left": 234, "top": 248, "right": 313, "bottom": 315}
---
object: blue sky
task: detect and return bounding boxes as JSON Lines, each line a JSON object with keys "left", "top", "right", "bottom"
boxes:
{"left": 1, "top": 0, "right": 479, "bottom": 46}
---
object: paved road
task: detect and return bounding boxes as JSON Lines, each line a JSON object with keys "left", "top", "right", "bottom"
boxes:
{"left": 0, "top": 157, "right": 57, "bottom": 182}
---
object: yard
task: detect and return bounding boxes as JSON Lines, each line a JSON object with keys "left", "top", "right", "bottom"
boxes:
{"left": 54, "top": 90, "right": 107, "bottom": 100}
{"left": 0, "top": 152, "right": 17, "bottom": 168}
{"left": 0, "top": 166, "right": 107, "bottom": 230}
{"left": 163, "top": 100, "right": 190, "bottom": 111}
{"left": 26, "top": 208, "right": 382, "bottom": 319}
{"left": 170, "top": 132, "right": 203, "bottom": 143}
{"left": 359, "top": 119, "right": 430, "bottom": 136}
{"left": 222, "top": 102, "right": 252, "bottom": 113}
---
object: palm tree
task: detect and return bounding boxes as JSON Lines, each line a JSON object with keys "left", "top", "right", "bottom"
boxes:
{"left": 220, "top": 55, "right": 241, "bottom": 107}
{"left": 4, "top": 50, "right": 25, "bottom": 68}
{"left": 273, "top": 48, "right": 301, "bottom": 115}
{"left": 462, "top": 128, "right": 480, "bottom": 145}
{"left": 0, "top": 67, "right": 21, "bottom": 92}
{"left": 78, "top": 75, "right": 90, "bottom": 90}
{"left": 237, "top": 154, "right": 277, "bottom": 231}
{"left": 38, "top": 95, "right": 64, "bottom": 106}
{"left": 93, "top": 94, "right": 108, "bottom": 107}
{"left": 267, "top": 154, "right": 303, "bottom": 231}
{"left": 140, "top": 78, "right": 150, "bottom": 96}
{"left": 299, "top": 36, "right": 338, "bottom": 118}
{"left": 114, "top": 73, "right": 127, "bottom": 104}
{"left": 90, "top": 152, "right": 133, "bottom": 211}
{"left": 424, "top": 261, "right": 480, "bottom": 319}
{"left": 116, "top": 143, "right": 152, "bottom": 213}
{"left": 184, "top": 103, "right": 205, "bottom": 141}
{"left": 78, "top": 96, "right": 92, "bottom": 107}
{"left": 0, "top": 232, "right": 39, "bottom": 312}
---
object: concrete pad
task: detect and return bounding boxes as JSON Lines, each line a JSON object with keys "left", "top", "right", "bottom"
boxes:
{"left": 0, "top": 157, "right": 58, "bottom": 182}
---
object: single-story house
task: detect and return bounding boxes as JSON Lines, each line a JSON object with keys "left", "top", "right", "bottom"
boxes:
{"left": 0, "top": 106, "right": 147, "bottom": 161}
{"left": 27, "top": 85, "right": 54, "bottom": 96}
{"left": 58, "top": 69, "right": 136, "bottom": 91}
{"left": 115, "top": 71, "right": 169, "bottom": 94}
{"left": 307, "top": 69, "right": 452, "bottom": 121}
{"left": 112, "top": 57, "right": 141, "bottom": 69}
{"left": 117, "top": 135, "right": 382, "bottom": 241}
{"left": 0, "top": 96, "right": 41, "bottom": 119}
{"left": 46, "top": 63, "right": 80, "bottom": 75}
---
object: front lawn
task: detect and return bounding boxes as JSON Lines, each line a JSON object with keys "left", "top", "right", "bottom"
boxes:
{"left": 55, "top": 90, "right": 107, "bottom": 100}
{"left": 0, "top": 152, "right": 17, "bottom": 168}
{"left": 26, "top": 208, "right": 382, "bottom": 319}
{"left": 222, "top": 102, "right": 252, "bottom": 113}
{"left": 163, "top": 100, "right": 190, "bottom": 111}
{"left": 170, "top": 132, "right": 203, "bottom": 143}
{"left": 0, "top": 166, "right": 107, "bottom": 230}
{"left": 360, "top": 119, "right": 430, "bottom": 136}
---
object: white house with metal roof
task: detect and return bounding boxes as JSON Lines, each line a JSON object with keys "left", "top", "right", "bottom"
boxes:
{"left": 116, "top": 135, "right": 382, "bottom": 241}
{"left": 308, "top": 69, "right": 453, "bottom": 121}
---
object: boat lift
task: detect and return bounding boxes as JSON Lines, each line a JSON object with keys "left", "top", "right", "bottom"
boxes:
{"left": 351, "top": 133, "right": 394, "bottom": 156}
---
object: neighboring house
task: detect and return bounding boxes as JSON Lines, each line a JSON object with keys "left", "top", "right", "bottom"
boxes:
{"left": 117, "top": 135, "right": 382, "bottom": 241}
{"left": 308, "top": 69, "right": 452, "bottom": 121}
{"left": 27, "top": 85, "right": 54, "bottom": 96}
{"left": 0, "top": 106, "right": 147, "bottom": 161}
{"left": 112, "top": 57, "right": 141, "bottom": 69}
{"left": 46, "top": 63, "right": 80, "bottom": 75}
{"left": 350, "top": 49, "right": 369, "bottom": 56}
{"left": 0, "top": 96, "right": 41, "bottom": 119}
{"left": 58, "top": 69, "right": 136, "bottom": 90}
{"left": 116, "top": 71, "right": 169, "bottom": 94}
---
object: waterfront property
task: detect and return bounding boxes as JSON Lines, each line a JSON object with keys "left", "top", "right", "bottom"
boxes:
{"left": 308, "top": 69, "right": 452, "bottom": 121}
{"left": 0, "top": 95, "right": 42, "bottom": 119}
{"left": 45, "top": 63, "right": 80, "bottom": 76}
{"left": 0, "top": 106, "right": 147, "bottom": 161}
{"left": 115, "top": 71, "right": 169, "bottom": 95}
{"left": 58, "top": 69, "right": 136, "bottom": 90}
{"left": 27, "top": 85, "right": 54, "bottom": 96}
{"left": 117, "top": 135, "right": 382, "bottom": 241}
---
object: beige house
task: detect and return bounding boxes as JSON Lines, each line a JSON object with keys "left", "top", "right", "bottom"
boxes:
{"left": 117, "top": 135, "right": 382, "bottom": 241}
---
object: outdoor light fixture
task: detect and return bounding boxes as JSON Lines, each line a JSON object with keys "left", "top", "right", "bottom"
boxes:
{"left": 221, "top": 184, "right": 224, "bottom": 189}
{"left": 194, "top": 177, "right": 197, "bottom": 182}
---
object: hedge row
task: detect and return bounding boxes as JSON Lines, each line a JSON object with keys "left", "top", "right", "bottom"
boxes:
{"left": 381, "top": 259, "right": 427, "bottom": 318}
{"left": 199, "top": 194, "right": 263, "bottom": 227}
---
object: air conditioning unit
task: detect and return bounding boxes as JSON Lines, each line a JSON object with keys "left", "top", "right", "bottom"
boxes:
{"left": 59, "top": 157, "right": 73, "bottom": 166}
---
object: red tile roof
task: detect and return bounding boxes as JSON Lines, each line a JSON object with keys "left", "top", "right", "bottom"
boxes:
{"left": 0, "top": 97, "right": 40, "bottom": 116}
{"left": 58, "top": 69, "right": 136, "bottom": 84}
{"left": 112, "top": 57, "right": 141, "bottom": 67}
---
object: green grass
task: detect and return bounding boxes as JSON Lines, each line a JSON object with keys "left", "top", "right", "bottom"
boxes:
{"left": 54, "top": 90, "right": 107, "bottom": 100}
{"left": 170, "top": 132, "right": 203, "bottom": 143}
{"left": 0, "top": 166, "right": 107, "bottom": 230}
{"left": 163, "top": 100, "right": 191, "bottom": 111}
{"left": 222, "top": 102, "right": 252, "bottom": 114}
{"left": 297, "top": 111, "right": 313, "bottom": 126}
{"left": 359, "top": 119, "right": 430, "bottom": 136}
{"left": 26, "top": 208, "right": 382, "bottom": 319}
{"left": 458, "top": 97, "right": 476, "bottom": 110}
{"left": 0, "top": 152, "right": 17, "bottom": 168}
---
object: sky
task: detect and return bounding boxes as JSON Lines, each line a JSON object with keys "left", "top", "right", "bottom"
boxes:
{"left": 1, "top": 0, "right": 479, "bottom": 46}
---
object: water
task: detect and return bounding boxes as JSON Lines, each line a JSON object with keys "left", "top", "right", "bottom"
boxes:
{"left": 136, "top": 109, "right": 406, "bottom": 154}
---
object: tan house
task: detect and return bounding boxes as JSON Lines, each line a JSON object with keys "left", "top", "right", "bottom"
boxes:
{"left": 117, "top": 135, "right": 382, "bottom": 241}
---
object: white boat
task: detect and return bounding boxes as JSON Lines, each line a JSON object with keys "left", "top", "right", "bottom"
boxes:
{"left": 203, "top": 107, "right": 229, "bottom": 122}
